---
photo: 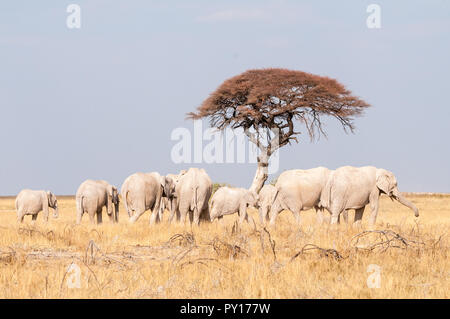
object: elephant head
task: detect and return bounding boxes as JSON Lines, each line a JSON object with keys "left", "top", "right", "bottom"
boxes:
{"left": 107, "top": 185, "right": 119, "bottom": 221}
{"left": 47, "top": 191, "right": 59, "bottom": 218}
{"left": 161, "top": 176, "right": 175, "bottom": 199}
{"left": 376, "top": 169, "right": 419, "bottom": 217}
{"left": 162, "top": 171, "right": 187, "bottom": 214}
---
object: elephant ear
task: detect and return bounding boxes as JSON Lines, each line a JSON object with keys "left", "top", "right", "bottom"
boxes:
{"left": 178, "top": 170, "right": 187, "bottom": 177}
{"left": 48, "top": 192, "right": 56, "bottom": 207}
{"left": 112, "top": 187, "right": 119, "bottom": 204}
{"left": 376, "top": 170, "right": 391, "bottom": 195}
{"left": 107, "top": 185, "right": 114, "bottom": 197}
{"left": 46, "top": 191, "right": 52, "bottom": 205}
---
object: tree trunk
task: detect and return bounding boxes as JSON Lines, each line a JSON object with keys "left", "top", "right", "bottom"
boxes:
{"left": 249, "top": 155, "right": 269, "bottom": 194}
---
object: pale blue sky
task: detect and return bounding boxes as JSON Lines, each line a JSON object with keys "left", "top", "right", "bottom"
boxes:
{"left": 0, "top": 0, "right": 449, "bottom": 195}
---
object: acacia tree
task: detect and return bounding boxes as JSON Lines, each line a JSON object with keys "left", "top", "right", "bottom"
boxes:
{"left": 188, "top": 68, "right": 370, "bottom": 193}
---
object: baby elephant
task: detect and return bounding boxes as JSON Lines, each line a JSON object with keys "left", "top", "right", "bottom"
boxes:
{"left": 210, "top": 187, "right": 258, "bottom": 223}
{"left": 15, "top": 189, "right": 59, "bottom": 223}
{"left": 76, "top": 180, "right": 120, "bottom": 224}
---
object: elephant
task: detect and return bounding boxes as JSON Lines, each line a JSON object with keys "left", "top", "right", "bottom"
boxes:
{"left": 76, "top": 180, "right": 119, "bottom": 224}
{"left": 15, "top": 189, "right": 59, "bottom": 223}
{"left": 257, "top": 184, "right": 278, "bottom": 224}
{"left": 319, "top": 166, "right": 419, "bottom": 226}
{"left": 209, "top": 186, "right": 259, "bottom": 223}
{"left": 268, "top": 167, "right": 332, "bottom": 226}
{"left": 160, "top": 170, "right": 187, "bottom": 223}
{"left": 169, "top": 167, "right": 212, "bottom": 225}
{"left": 121, "top": 172, "right": 172, "bottom": 224}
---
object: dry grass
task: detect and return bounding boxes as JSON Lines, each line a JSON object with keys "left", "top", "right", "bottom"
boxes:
{"left": 0, "top": 194, "right": 448, "bottom": 299}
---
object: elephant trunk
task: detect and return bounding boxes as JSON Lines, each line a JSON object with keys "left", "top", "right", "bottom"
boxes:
{"left": 53, "top": 207, "right": 59, "bottom": 218}
{"left": 107, "top": 196, "right": 113, "bottom": 216}
{"left": 393, "top": 190, "right": 419, "bottom": 217}
{"left": 114, "top": 203, "right": 119, "bottom": 222}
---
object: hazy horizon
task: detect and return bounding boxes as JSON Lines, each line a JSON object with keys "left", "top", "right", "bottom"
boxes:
{"left": 1, "top": 1, "right": 449, "bottom": 195}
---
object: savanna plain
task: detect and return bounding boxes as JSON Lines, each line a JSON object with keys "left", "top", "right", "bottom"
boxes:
{"left": 0, "top": 194, "right": 448, "bottom": 299}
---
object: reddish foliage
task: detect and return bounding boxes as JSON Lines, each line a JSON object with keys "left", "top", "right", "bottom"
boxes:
{"left": 188, "top": 68, "right": 370, "bottom": 155}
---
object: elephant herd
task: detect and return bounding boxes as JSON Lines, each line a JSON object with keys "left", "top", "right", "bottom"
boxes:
{"left": 14, "top": 166, "right": 419, "bottom": 227}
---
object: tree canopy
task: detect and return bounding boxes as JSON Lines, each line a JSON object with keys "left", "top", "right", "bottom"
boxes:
{"left": 188, "top": 68, "right": 370, "bottom": 192}
{"left": 188, "top": 68, "right": 370, "bottom": 154}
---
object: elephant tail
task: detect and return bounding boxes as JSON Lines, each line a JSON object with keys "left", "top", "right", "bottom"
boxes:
{"left": 123, "top": 190, "right": 130, "bottom": 216}
{"left": 192, "top": 186, "right": 198, "bottom": 213}
{"left": 192, "top": 186, "right": 205, "bottom": 222}
{"left": 319, "top": 178, "right": 332, "bottom": 209}
{"left": 209, "top": 196, "right": 214, "bottom": 213}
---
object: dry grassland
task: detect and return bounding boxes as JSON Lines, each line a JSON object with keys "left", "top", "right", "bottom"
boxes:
{"left": 0, "top": 194, "right": 448, "bottom": 299}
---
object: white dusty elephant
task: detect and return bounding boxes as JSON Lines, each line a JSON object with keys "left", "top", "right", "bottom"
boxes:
{"left": 76, "top": 180, "right": 119, "bottom": 224}
{"left": 121, "top": 172, "right": 172, "bottom": 224}
{"left": 209, "top": 186, "right": 259, "bottom": 223}
{"left": 268, "top": 167, "right": 332, "bottom": 225}
{"left": 169, "top": 167, "right": 212, "bottom": 225}
{"left": 319, "top": 166, "right": 419, "bottom": 226}
{"left": 160, "top": 170, "right": 187, "bottom": 222}
{"left": 15, "top": 189, "right": 59, "bottom": 223}
{"left": 257, "top": 184, "right": 278, "bottom": 224}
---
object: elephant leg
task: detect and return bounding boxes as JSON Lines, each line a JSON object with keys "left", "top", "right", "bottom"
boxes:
{"left": 158, "top": 207, "right": 164, "bottom": 223}
{"left": 192, "top": 208, "right": 200, "bottom": 226}
{"left": 96, "top": 209, "right": 103, "bottom": 224}
{"left": 268, "top": 199, "right": 284, "bottom": 226}
{"left": 17, "top": 208, "right": 25, "bottom": 223}
{"left": 268, "top": 210, "right": 279, "bottom": 226}
{"left": 317, "top": 207, "right": 331, "bottom": 225}
{"left": 76, "top": 212, "right": 82, "bottom": 224}
{"left": 258, "top": 208, "right": 264, "bottom": 224}
{"left": 88, "top": 212, "right": 95, "bottom": 224}
{"left": 168, "top": 209, "right": 176, "bottom": 223}
{"left": 339, "top": 210, "right": 349, "bottom": 224}
{"left": 76, "top": 206, "right": 83, "bottom": 224}
{"left": 149, "top": 210, "right": 159, "bottom": 225}
{"left": 179, "top": 207, "right": 189, "bottom": 225}
{"left": 315, "top": 207, "right": 328, "bottom": 225}
{"left": 115, "top": 208, "right": 119, "bottom": 223}
{"left": 329, "top": 208, "right": 341, "bottom": 225}
{"left": 129, "top": 204, "right": 146, "bottom": 223}
{"left": 354, "top": 206, "right": 365, "bottom": 227}
{"left": 329, "top": 199, "right": 344, "bottom": 225}
{"left": 170, "top": 208, "right": 180, "bottom": 224}
{"left": 293, "top": 211, "right": 301, "bottom": 224}
{"left": 107, "top": 211, "right": 115, "bottom": 223}
{"left": 31, "top": 214, "right": 38, "bottom": 224}
{"left": 259, "top": 206, "right": 269, "bottom": 224}
{"left": 245, "top": 213, "right": 254, "bottom": 224}
{"left": 150, "top": 198, "right": 162, "bottom": 225}
{"left": 368, "top": 192, "right": 380, "bottom": 226}
{"left": 316, "top": 207, "right": 324, "bottom": 224}
{"left": 238, "top": 204, "right": 247, "bottom": 224}
{"left": 286, "top": 200, "right": 302, "bottom": 225}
